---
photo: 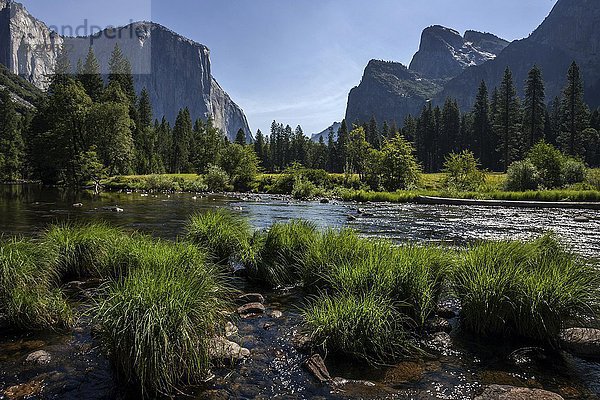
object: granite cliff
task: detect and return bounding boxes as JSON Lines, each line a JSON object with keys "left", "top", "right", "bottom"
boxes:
{"left": 0, "top": 0, "right": 250, "bottom": 141}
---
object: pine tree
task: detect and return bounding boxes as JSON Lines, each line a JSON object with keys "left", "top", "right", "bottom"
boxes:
{"left": 80, "top": 47, "right": 104, "bottom": 101}
{"left": 134, "top": 88, "right": 157, "bottom": 173}
{"left": 0, "top": 90, "right": 24, "bottom": 181}
{"left": 522, "top": 65, "right": 546, "bottom": 149}
{"left": 559, "top": 61, "right": 589, "bottom": 157}
{"left": 253, "top": 129, "right": 265, "bottom": 166}
{"left": 547, "top": 97, "right": 562, "bottom": 145}
{"left": 235, "top": 129, "right": 246, "bottom": 145}
{"left": 440, "top": 98, "right": 461, "bottom": 156}
{"left": 49, "top": 46, "right": 73, "bottom": 92}
{"left": 336, "top": 120, "right": 349, "bottom": 173}
{"left": 472, "top": 81, "right": 494, "bottom": 168}
{"left": 108, "top": 44, "right": 136, "bottom": 105}
{"left": 367, "top": 116, "right": 380, "bottom": 149}
{"left": 402, "top": 115, "right": 417, "bottom": 142}
{"left": 494, "top": 68, "right": 523, "bottom": 171}
{"left": 326, "top": 126, "right": 336, "bottom": 172}
{"left": 171, "top": 108, "right": 193, "bottom": 173}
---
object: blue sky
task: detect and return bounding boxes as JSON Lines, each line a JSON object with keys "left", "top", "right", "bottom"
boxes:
{"left": 21, "top": 0, "right": 558, "bottom": 136}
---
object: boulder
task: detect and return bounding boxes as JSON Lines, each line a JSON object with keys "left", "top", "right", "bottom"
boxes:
{"left": 208, "top": 337, "right": 250, "bottom": 362}
{"left": 475, "top": 385, "right": 563, "bottom": 400}
{"left": 237, "top": 302, "right": 266, "bottom": 316}
{"left": 560, "top": 328, "right": 600, "bottom": 358}
{"left": 25, "top": 350, "right": 51, "bottom": 365}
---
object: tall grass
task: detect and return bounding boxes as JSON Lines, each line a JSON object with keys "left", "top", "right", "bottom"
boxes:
{"left": 185, "top": 209, "right": 252, "bottom": 265}
{"left": 0, "top": 239, "right": 73, "bottom": 330}
{"left": 303, "top": 293, "right": 413, "bottom": 364}
{"left": 453, "top": 234, "right": 600, "bottom": 344}
{"left": 248, "top": 220, "right": 318, "bottom": 286}
{"left": 44, "top": 223, "right": 134, "bottom": 280}
{"left": 92, "top": 240, "right": 233, "bottom": 396}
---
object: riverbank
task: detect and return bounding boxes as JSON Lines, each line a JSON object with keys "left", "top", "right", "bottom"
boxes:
{"left": 102, "top": 173, "right": 600, "bottom": 205}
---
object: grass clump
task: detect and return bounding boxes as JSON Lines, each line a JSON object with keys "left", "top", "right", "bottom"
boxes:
{"left": 44, "top": 223, "right": 133, "bottom": 280}
{"left": 185, "top": 209, "right": 251, "bottom": 264}
{"left": 452, "top": 234, "right": 600, "bottom": 345}
{"left": 92, "top": 240, "right": 232, "bottom": 397}
{"left": 0, "top": 239, "right": 73, "bottom": 330}
{"left": 303, "top": 293, "right": 412, "bottom": 364}
{"left": 248, "top": 220, "right": 318, "bottom": 286}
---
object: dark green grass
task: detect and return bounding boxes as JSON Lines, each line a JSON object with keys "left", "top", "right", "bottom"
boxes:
{"left": 92, "top": 240, "right": 233, "bottom": 396}
{"left": 452, "top": 234, "right": 600, "bottom": 345}
{"left": 0, "top": 239, "right": 73, "bottom": 330}
{"left": 185, "top": 209, "right": 252, "bottom": 265}
{"left": 247, "top": 220, "right": 319, "bottom": 286}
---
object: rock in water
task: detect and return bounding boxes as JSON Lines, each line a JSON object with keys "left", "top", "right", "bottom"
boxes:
{"left": 237, "top": 293, "right": 265, "bottom": 304}
{"left": 237, "top": 302, "right": 266, "bottom": 316}
{"left": 25, "top": 350, "right": 51, "bottom": 365}
{"left": 208, "top": 337, "right": 250, "bottom": 362}
{"left": 560, "top": 328, "right": 600, "bottom": 358}
{"left": 475, "top": 385, "right": 564, "bottom": 400}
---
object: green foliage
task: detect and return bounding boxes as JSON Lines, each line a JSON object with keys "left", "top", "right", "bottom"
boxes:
{"left": 527, "top": 141, "right": 565, "bottom": 188}
{"left": 452, "top": 234, "right": 600, "bottom": 344}
{"left": 586, "top": 169, "right": 600, "bottom": 190}
{"left": 378, "top": 134, "right": 421, "bottom": 191}
{"left": 91, "top": 240, "right": 232, "bottom": 396}
{"left": 185, "top": 209, "right": 251, "bottom": 264}
{"left": 559, "top": 62, "right": 590, "bottom": 158}
{"left": 504, "top": 160, "right": 540, "bottom": 191}
{"left": 0, "top": 89, "right": 24, "bottom": 182}
{"left": 494, "top": 67, "right": 523, "bottom": 171}
{"left": 303, "top": 294, "right": 411, "bottom": 364}
{"left": 562, "top": 158, "right": 587, "bottom": 186}
{"left": 74, "top": 145, "right": 107, "bottom": 188}
{"left": 0, "top": 239, "right": 73, "bottom": 330}
{"left": 291, "top": 177, "right": 323, "bottom": 200}
{"left": 443, "top": 151, "right": 486, "bottom": 192}
{"left": 219, "top": 144, "right": 259, "bottom": 191}
{"left": 204, "top": 165, "right": 231, "bottom": 192}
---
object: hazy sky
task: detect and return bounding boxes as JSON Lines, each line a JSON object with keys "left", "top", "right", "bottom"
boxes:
{"left": 21, "top": 0, "right": 558, "bottom": 136}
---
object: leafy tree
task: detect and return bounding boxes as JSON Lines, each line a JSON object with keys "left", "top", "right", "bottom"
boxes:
{"left": 379, "top": 134, "right": 421, "bottom": 191}
{"left": 526, "top": 141, "right": 564, "bottom": 189}
{"left": 0, "top": 90, "right": 24, "bottom": 181}
{"left": 442, "top": 151, "right": 485, "bottom": 192}
{"left": 559, "top": 62, "right": 590, "bottom": 157}
{"left": 522, "top": 65, "right": 546, "bottom": 149}
{"left": 79, "top": 47, "right": 104, "bottom": 101}
{"left": 74, "top": 145, "right": 107, "bottom": 193}
{"left": 192, "top": 118, "right": 225, "bottom": 173}
{"left": 494, "top": 68, "right": 523, "bottom": 171}
{"left": 347, "top": 126, "right": 371, "bottom": 179}
{"left": 504, "top": 160, "right": 540, "bottom": 191}
{"left": 219, "top": 143, "right": 259, "bottom": 191}
{"left": 204, "top": 164, "right": 231, "bottom": 192}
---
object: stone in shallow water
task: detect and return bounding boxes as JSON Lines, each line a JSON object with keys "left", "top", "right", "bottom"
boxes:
{"left": 237, "top": 302, "right": 266, "bottom": 316}
{"left": 3, "top": 378, "right": 45, "bottom": 400}
{"left": 303, "top": 354, "right": 331, "bottom": 384}
{"left": 475, "top": 385, "right": 563, "bottom": 400}
{"left": 208, "top": 337, "right": 250, "bottom": 362}
{"left": 560, "top": 328, "right": 600, "bottom": 358}
{"left": 25, "top": 350, "right": 51, "bottom": 365}
{"left": 238, "top": 293, "right": 265, "bottom": 304}
{"left": 383, "top": 361, "right": 424, "bottom": 384}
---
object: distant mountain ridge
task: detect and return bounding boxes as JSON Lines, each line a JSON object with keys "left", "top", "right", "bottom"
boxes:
{"left": 0, "top": 0, "right": 251, "bottom": 141}
{"left": 311, "top": 122, "right": 341, "bottom": 142}
{"left": 345, "top": 0, "right": 600, "bottom": 129}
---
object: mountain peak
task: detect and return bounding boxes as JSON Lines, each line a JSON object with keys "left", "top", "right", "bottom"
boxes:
{"left": 409, "top": 25, "right": 508, "bottom": 80}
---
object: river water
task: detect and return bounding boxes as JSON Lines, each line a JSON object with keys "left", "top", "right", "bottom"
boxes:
{"left": 1, "top": 185, "right": 599, "bottom": 399}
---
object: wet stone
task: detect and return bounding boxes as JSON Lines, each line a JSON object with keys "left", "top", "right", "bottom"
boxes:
{"left": 383, "top": 361, "right": 424, "bottom": 384}
{"left": 25, "top": 350, "right": 51, "bottom": 365}
{"left": 237, "top": 293, "right": 265, "bottom": 304}
{"left": 3, "top": 378, "right": 45, "bottom": 400}
{"left": 237, "top": 302, "right": 266, "bottom": 316}
{"left": 303, "top": 354, "right": 331, "bottom": 384}
{"left": 425, "top": 316, "right": 452, "bottom": 333}
{"left": 225, "top": 321, "right": 238, "bottom": 337}
{"left": 559, "top": 328, "right": 600, "bottom": 358}
{"left": 475, "top": 385, "right": 564, "bottom": 400}
{"left": 269, "top": 310, "right": 283, "bottom": 319}
{"left": 209, "top": 337, "right": 250, "bottom": 362}
{"left": 292, "top": 332, "right": 313, "bottom": 353}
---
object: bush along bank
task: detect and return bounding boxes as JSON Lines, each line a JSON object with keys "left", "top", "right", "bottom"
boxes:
{"left": 187, "top": 210, "right": 600, "bottom": 365}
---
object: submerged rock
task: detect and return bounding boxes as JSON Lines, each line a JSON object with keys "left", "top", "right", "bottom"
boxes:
{"left": 303, "top": 354, "right": 331, "bottom": 384}
{"left": 25, "top": 350, "right": 51, "bottom": 365}
{"left": 425, "top": 316, "right": 452, "bottom": 333}
{"left": 475, "top": 385, "right": 563, "bottom": 399}
{"left": 560, "top": 328, "right": 600, "bottom": 358}
{"left": 292, "top": 332, "right": 314, "bottom": 353}
{"left": 237, "top": 302, "right": 266, "bottom": 316}
{"left": 209, "top": 337, "right": 250, "bottom": 362}
{"left": 269, "top": 310, "right": 283, "bottom": 319}
{"left": 237, "top": 293, "right": 265, "bottom": 304}
{"left": 383, "top": 361, "right": 424, "bottom": 384}
{"left": 3, "top": 378, "right": 45, "bottom": 400}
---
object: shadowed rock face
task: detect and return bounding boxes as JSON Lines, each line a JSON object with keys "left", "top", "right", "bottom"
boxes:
{"left": 438, "top": 0, "right": 600, "bottom": 110}
{"left": 409, "top": 25, "right": 508, "bottom": 81}
{"left": 0, "top": 1, "right": 250, "bottom": 141}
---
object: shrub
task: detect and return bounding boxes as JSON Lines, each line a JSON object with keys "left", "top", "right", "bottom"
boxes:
{"left": 504, "top": 160, "right": 540, "bottom": 191}
{"left": 291, "top": 178, "right": 323, "bottom": 200}
{"left": 562, "top": 158, "right": 587, "bottom": 186}
{"left": 44, "top": 223, "right": 133, "bottom": 280}
{"left": 0, "top": 239, "right": 73, "bottom": 330}
{"left": 379, "top": 135, "right": 421, "bottom": 191}
{"left": 145, "top": 175, "right": 179, "bottom": 191}
{"left": 452, "top": 234, "right": 600, "bottom": 344}
{"left": 92, "top": 241, "right": 232, "bottom": 396}
{"left": 204, "top": 165, "right": 231, "bottom": 192}
{"left": 185, "top": 209, "right": 251, "bottom": 265}
{"left": 443, "top": 151, "right": 486, "bottom": 192}
{"left": 303, "top": 293, "right": 412, "bottom": 364}
{"left": 247, "top": 220, "right": 318, "bottom": 286}
{"left": 586, "top": 169, "right": 600, "bottom": 190}
{"left": 527, "top": 141, "right": 564, "bottom": 188}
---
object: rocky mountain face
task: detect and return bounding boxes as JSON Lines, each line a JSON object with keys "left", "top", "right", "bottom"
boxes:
{"left": 311, "top": 121, "right": 341, "bottom": 143}
{"left": 439, "top": 0, "right": 600, "bottom": 110}
{"left": 409, "top": 25, "right": 508, "bottom": 81}
{"left": 345, "top": 26, "right": 507, "bottom": 127}
{"left": 0, "top": 0, "right": 250, "bottom": 141}
{"left": 346, "top": 0, "right": 600, "bottom": 128}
